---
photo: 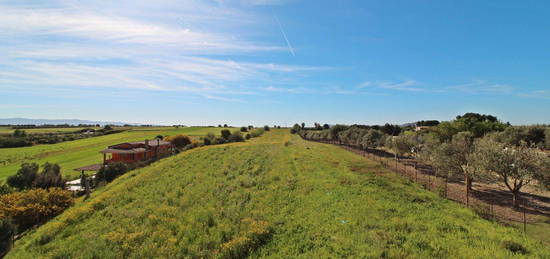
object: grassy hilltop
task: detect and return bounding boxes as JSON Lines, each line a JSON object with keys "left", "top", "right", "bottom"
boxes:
{"left": 6, "top": 129, "right": 549, "bottom": 258}
{"left": 0, "top": 126, "right": 233, "bottom": 181}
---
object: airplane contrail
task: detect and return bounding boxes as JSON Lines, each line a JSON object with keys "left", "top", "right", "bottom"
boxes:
{"left": 273, "top": 12, "right": 295, "bottom": 57}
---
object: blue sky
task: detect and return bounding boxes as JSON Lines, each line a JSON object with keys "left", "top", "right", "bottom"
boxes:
{"left": 1, "top": 0, "right": 549, "bottom": 126}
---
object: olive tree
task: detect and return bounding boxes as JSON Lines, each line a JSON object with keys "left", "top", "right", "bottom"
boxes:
{"left": 473, "top": 138, "right": 550, "bottom": 207}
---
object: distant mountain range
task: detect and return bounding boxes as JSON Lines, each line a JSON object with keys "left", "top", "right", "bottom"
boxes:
{"left": 0, "top": 118, "right": 142, "bottom": 126}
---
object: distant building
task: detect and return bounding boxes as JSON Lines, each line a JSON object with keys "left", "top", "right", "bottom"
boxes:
{"left": 414, "top": 126, "right": 432, "bottom": 132}
{"left": 100, "top": 139, "right": 173, "bottom": 164}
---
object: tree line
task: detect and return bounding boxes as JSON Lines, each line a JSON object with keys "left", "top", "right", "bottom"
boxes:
{"left": 294, "top": 113, "right": 550, "bottom": 207}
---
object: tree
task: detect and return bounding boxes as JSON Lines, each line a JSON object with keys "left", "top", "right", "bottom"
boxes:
{"left": 263, "top": 125, "right": 270, "bottom": 131}
{"left": 12, "top": 129, "right": 26, "bottom": 138}
{"left": 223, "top": 124, "right": 228, "bottom": 128}
{"left": 96, "top": 163, "right": 128, "bottom": 183}
{"left": 0, "top": 188, "right": 73, "bottom": 231}
{"left": 385, "top": 135, "right": 415, "bottom": 160}
{"left": 473, "top": 139, "right": 550, "bottom": 207}
{"left": 221, "top": 129, "right": 231, "bottom": 140}
{"left": 33, "top": 163, "right": 64, "bottom": 190}
{"left": 546, "top": 128, "right": 550, "bottom": 150}
{"left": 360, "top": 129, "right": 385, "bottom": 149}
{"left": 165, "top": 134, "right": 192, "bottom": 149}
{"left": 218, "top": 124, "right": 222, "bottom": 128}
{"left": 240, "top": 127, "right": 248, "bottom": 132}
{"left": 248, "top": 125, "right": 254, "bottom": 130}
{"left": 103, "top": 125, "right": 113, "bottom": 131}
{"left": 301, "top": 123, "right": 305, "bottom": 129}
{"left": 330, "top": 125, "right": 349, "bottom": 141}
{"left": 430, "top": 132, "right": 482, "bottom": 206}
{"left": 0, "top": 218, "right": 15, "bottom": 256}
{"left": 290, "top": 124, "right": 301, "bottom": 134}
{"left": 323, "top": 124, "right": 330, "bottom": 130}
{"left": 7, "top": 163, "right": 38, "bottom": 190}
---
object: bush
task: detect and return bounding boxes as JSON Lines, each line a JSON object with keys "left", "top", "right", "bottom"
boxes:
{"left": 263, "top": 125, "right": 270, "bottom": 131}
{"left": 0, "top": 184, "right": 13, "bottom": 196}
{"left": 0, "top": 188, "right": 74, "bottom": 231}
{"left": 0, "top": 137, "right": 32, "bottom": 148}
{"left": 96, "top": 163, "right": 128, "bottom": 183}
{"left": 221, "top": 129, "right": 231, "bottom": 140}
{"left": 228, "top": 131, "right": 245, "bottom": 142}
{"left": 203, "top": 132, "right": 216, "bottom": 146}
{"left": 245, "top": 134, "right": 251, "bottom": 140}
{"left": 165, "top": 134, "right": 192, "bottom": 149}
{"left": 7, "top": 163, "right": 39, "bottom": 190}
{"left": 33, "top": 162, "right": 64, "bottom": 190}
{"left": 0, "top": 218, "right": 15, "bottom": 256}
{"left": 240, "top": 127, "right": 248, "bottom": 132}
{"left": 250, "top": 128, "right": 265, "bottom": 138}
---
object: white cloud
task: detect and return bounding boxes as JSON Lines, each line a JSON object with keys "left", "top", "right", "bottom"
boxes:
{"left": 0, "top": 0, "right": 323, "bottom": 101}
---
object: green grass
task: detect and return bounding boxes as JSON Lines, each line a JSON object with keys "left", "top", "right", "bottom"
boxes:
{"left": 6, "top": 130, "right": 549, "bottom": 258}
{"left": 0, "top": 127, "right": 234, "bottom": 181}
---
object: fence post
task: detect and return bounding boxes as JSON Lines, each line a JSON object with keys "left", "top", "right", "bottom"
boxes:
{"left": 522, "top": 206, "right": 527, "bottom": 234}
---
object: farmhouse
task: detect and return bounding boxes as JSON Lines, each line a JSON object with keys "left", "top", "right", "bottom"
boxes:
{"left": 100, "top": 139, "right": 173, "bottom": 164}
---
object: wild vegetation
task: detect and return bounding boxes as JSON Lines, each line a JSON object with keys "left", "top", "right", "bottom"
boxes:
{"left": 5, "top": 130, "right": 549, "bottom": 258}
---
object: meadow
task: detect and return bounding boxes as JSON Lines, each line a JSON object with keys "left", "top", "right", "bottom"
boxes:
{"left": 6, "top": 129, "right": 549, "bottom": 258}
{"left": 0, "top": 126, "right": 233, "bottom": 181}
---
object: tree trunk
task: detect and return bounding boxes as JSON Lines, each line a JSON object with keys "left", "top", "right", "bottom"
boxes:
{"left": 512, "top": 190, "right": 520, "bottom": 207}
{"left": 467, "top": 176, "right": 473, "bottom": 190}
{"left": 465, "top": 174, "right": 470, "bottom": 207}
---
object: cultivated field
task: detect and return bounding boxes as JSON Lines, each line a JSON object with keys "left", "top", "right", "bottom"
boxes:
{"left": 6, "top": 130, "right": 549, "bottom": 258}
{"left": 0, "top": 127, "right": 233, "bottom": 181}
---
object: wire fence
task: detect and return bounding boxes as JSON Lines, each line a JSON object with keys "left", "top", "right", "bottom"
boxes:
{"left": 305, "top": 138, "right": 533, "bottom": 232}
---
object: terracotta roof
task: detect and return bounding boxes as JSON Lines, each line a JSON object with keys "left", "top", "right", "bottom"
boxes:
{"left": 100, "top": 148, "right": 146, "bottom": 154}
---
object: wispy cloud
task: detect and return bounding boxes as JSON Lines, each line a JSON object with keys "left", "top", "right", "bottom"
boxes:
{"left": 0, "top": 0, "right": 319, "bottom": 102}
{"left": 357, "top": 80, "right": 423, "bottom": 91}
{"left": 446, "top": 80, "right": 514, "bottom": 94}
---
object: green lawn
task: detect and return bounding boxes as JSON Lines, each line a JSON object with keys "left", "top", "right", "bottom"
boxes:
{"left": 0, "top": 127, "right": 233, "bottom": 181}
{"left": 6, "top": 129, "right": 549, "bottom": 258}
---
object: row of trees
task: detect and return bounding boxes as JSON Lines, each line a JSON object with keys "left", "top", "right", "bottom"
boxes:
{"left": 295, "top": 113, "right": 550, "bottom": 207}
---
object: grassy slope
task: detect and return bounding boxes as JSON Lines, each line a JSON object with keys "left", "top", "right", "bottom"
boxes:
{"left": 0, "top": 127, "right": 233, "bottom": 181}
{"left": 6, "top": 130, "right": 549, "bottom": 258}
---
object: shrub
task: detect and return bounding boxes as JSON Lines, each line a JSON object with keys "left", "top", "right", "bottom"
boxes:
{"left": 245, "top": 134, "right": 251, "bottom": 140}
{"left": 240, "top": 127, "right": 248, "bottom": 132}
{"left": 228, "top": 131, "right": 245, "bottom": 142}
{"left": 250, "top": 128, "right": 265, "bottom": 138}
{"left": 0, "top": 184, "right": 13, "bottom": 196}
{"left": 263, "top": 125, "right": 270, "bottom": 131}
{"left": 165, "top": 134, "right": 192, "bottom": 149}
{"left": 33, "top": 162, "right": 64, "bottom": 190}
{"left": 203, "top": 132, "right": 216, "bottom": 146}
{"left": 0, "top": 188, "right": 74, "bottom": 231}
{"left": 0, "top": 218, "right": 16, "bottom": 256}
{"left": 96, "top": 163, "right": 128, "bottom": 183}
{"left": 221, "top": 129, "right": 231, "bottom": 140}
{"left": 7, "top": 163, "right": 39, "bottom": 190}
